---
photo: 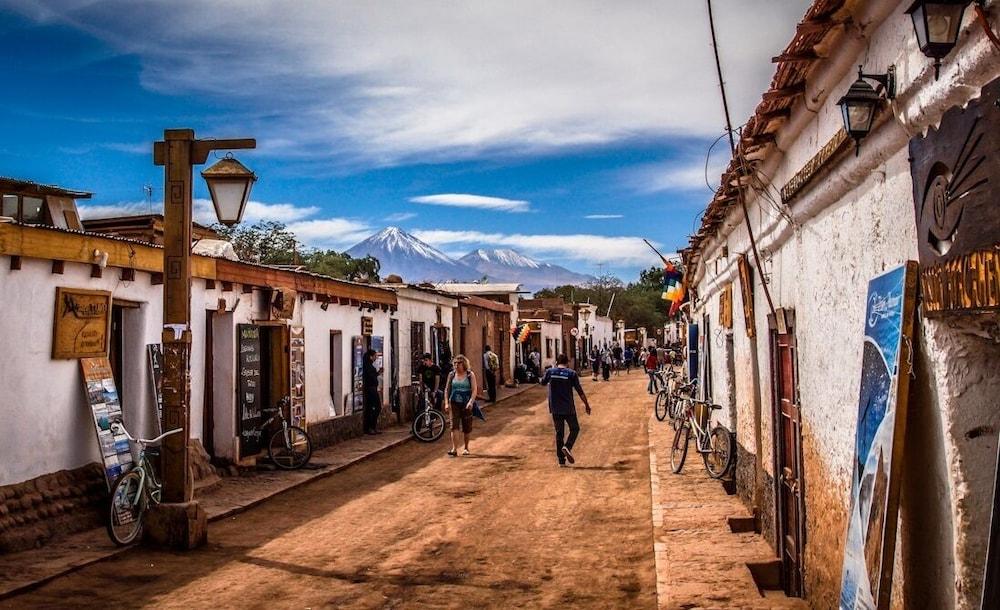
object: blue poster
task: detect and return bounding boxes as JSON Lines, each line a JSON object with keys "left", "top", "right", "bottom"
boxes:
{"left": 686, "top": 323, "right": 699, "bottom": 382}
{"left": 840, "top": 263, "right": 916, "bottom": 610}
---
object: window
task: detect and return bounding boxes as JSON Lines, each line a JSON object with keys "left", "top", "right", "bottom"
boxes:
{"left": 1, "top": 193, "right": 47, "bottom": 224}
{"left": 546, "top": 338, "right": 553, "bottom": 359}
{"left": 410, "top": 322, "right": 425, "bottom": 382}
{"left": 329, "top": 331, "right": 343, "bottom": 417}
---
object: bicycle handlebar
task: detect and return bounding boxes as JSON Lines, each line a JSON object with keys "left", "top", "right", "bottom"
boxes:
{"left": 110, "top": 421, "right": 182, "bottom": 445}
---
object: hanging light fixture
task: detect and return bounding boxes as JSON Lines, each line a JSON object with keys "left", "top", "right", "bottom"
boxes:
{"left": 906, "top": 0, "right": 972, "bottom": 79}
{"left": 837, "top": 65, "right": 896, "bottom": 154}
{"left": 201, "top": 153, "right": 257, "bottom": 226}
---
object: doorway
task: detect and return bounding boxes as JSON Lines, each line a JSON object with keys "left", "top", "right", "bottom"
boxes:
{"left": 769, "top": 310, "right": 805, "bottom": 596}
{"left": 329, "top": 331, "right": 343, "bottom": 417}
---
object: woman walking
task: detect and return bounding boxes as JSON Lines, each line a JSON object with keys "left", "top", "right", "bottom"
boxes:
{"left": 443, "top": 354, "right": 478, "bottom": 457}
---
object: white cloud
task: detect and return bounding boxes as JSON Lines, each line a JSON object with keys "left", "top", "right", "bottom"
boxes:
{"left": 623, "top": 151, "right": 731, "bottom": 194}
{"left": 385, "top": 211, "right": 417, "bottom": 222}
{"left": 7, "top": 0, "right": 811, "bottom": 164}
{"left": 584, "top": 214, "right": 623, "bottom": 219}
{"left": 78, "top": 198, "right": 369, "bottom": 250}
{"left": 411, "top": 229, "right": 667, "bottom": 266}
{"left": 410, "top": 194, "right": 529, "bottom": 213}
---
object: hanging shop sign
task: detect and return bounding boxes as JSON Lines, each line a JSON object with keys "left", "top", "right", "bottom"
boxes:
{"left": 839, "top": 262, "right": 918, "bottom": 610}
{"left": 361, "top": 316, "right": 374, "bottom": 336}
{"left": 146, "top": 344, "right": 164, "bottom": 434}
{"left": 80, "top": 357, "right": 134, "bottom": 489}
{"left": 52, "top": 287, "right": 112, "bottom": 359}
{"left": 236, "top": 324, "right": 263, "bottom": 456}
{"left": 738, "top": 255, "right": 756, "bottom": 338}
{"left": 289, "top": 326, "right": 306, "bottom": 428}
{"left": 909, "top": 75, "right": 1000, "bottom": 315}
{"left": 781, "top": 128, "right": 850, "bottom": 204}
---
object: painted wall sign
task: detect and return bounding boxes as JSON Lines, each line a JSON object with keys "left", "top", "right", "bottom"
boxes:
{"left": 52, "top": 287, "right": 112, "bottom": 359}
{"left": 289, "top": 326, "right": 306, "bottom": 428}
{"left": 80, "top": 357, "right": 134, "bottom": 489}
{"left": 781, "top": 128, "right": 849, "bottom": 204}
{"left": 236, "top": 324, "right": 263, "bottom": 456}
{"left": 839, "top": 262, "right": 918, "bottom": 610}
{"left": 910, "top": 75, "right": 1000, "bottom": 315}
{"left": 146, "top": 344, "right": 164, "bottom": 434}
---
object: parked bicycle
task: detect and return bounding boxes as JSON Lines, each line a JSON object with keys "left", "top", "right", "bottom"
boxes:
{"left": 653, "top": 369, "right": 680, "bottom": 421}
{"left": 411, "top": 383, "right": 446, "bottom": 442}
{"left": 106, "top": 420, "right": 181, "bottom": 546}
{"left": 262, "top": 397, "right": 313, "bottom": 470}
{"left": 670, "top": 398, "right": 735, "bottom": 479}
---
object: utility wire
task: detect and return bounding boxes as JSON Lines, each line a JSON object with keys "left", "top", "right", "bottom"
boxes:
{"left": 706, "top": 0, "right": 776, "bottom": 318}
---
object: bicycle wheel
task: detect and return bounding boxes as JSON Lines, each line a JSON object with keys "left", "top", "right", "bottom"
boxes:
{"left": 107, "top": 470, "right": 144, "bottom": 546}
{"left": 668, "top": 395, "right": 684, "bottom": 428}
{"left": 654, "top": 391, "right": 668, "bottom": 421}
{"left": 268, "top": 426, "right": 313, "bottom": 469}
{"left": 670, "top": 424, "right": 690, "bottom": 474}
{"left": 412, "top": 410, "right": 446, "bottom": 442}
{"left": 703, "top": 425, "right": 735, "bottom": 479}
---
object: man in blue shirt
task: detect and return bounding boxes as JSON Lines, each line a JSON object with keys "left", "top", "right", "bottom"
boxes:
{"left": 540, "top": 353, "right": 592, "bottom": 467}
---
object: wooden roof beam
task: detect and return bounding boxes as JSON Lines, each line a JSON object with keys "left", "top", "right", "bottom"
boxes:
{"left": 772, "top": 49, "right": 819, "bottom": 63}
{"left": 761, "top": 83, "right": 805, "bottom": 102}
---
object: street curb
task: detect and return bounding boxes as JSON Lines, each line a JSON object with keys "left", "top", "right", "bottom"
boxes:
{"left": 0, "top": 434, "right": 412, "bottom": 602}
{"left": 0, "top": 383, "right": 538, "bottom": 602}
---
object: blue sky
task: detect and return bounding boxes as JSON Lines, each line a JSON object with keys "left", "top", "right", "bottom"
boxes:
{"left": 0, "top": 0, "right": 809, "bottom": 279}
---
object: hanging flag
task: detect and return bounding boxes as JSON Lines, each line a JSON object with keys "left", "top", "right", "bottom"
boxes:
{"left": 661, "top": 262, "right": 685, "bottom": 310}
{"left": 511, "top": 324, "right": 532, "bottom": 343}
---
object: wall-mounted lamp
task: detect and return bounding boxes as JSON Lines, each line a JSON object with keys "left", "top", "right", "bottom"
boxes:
{"left": 837, "top": 65, "right": 896, "bottom": 154}
{"left": 320, "top": 301, "right": 330, "bottom": 311}
{"left": 906, "top": 0, "right": 973, "bottom": 79}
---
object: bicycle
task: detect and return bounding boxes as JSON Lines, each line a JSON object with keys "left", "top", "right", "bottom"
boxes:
{"left": 653, "top": 369, "right": 679, "bottom": 421}
{"left": 669, "top": 398, "right": 735, "bottom": 479}
{"left": 411, "top": 383, "right": 446, "bottom": 442}
{"left": 106, "top": 421, "right": 181, "bottom": 546}
{"left": 262, "top": 397, "right": 313, "bottom": 470}
{"left": 666, "top": 378, "right": 699, "bottom": 429}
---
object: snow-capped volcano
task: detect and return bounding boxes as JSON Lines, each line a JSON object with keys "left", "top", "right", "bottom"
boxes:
{"left": 346, "top": 227, "right": 480, "bottom": 282}
{"left": 459, "top": 248, "right": 594, "bottom": 292}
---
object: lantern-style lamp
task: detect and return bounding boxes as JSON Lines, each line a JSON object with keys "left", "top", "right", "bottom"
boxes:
{"left": 837, "top": 65, "right": 896, "bottom": 154}
{"left": 906, "top": 0, "right": 971, "bottom": 79}
{"left": 201, "top": 154, "right": 257, "bottom": 226}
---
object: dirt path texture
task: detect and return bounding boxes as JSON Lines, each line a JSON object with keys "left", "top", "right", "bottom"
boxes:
{"left": 6, "top": 373, "right": 657, "bottom": 609}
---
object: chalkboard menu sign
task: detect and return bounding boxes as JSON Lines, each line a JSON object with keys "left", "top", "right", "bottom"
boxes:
{"left": 237, "top": 324, "right": 263, "bottom": 456}
{"left": 146, "top": 344, "right": 164, "bottom": 434}
{"left": 80, "top": 357, "right": 134, "bottom": 489}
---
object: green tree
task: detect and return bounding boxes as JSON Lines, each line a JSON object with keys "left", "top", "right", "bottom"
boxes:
{"left": 534, "top": 266, "right": 668, "bottom": 331}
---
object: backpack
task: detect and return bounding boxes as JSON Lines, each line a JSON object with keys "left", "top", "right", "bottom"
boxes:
{"left": 487, "top": 351, "right": 500, "bottom": 371}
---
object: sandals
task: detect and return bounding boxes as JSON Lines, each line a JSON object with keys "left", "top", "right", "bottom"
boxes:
{"left": 461, "top": 449, "right": 470, "bottom": 456}
{"left": 447, "top": 450, "right": 457, "bottom": 457}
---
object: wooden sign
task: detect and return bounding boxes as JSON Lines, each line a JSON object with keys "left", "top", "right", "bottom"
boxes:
{"left": 270, "top": 288, "right": 297, "bottom": 320}
{"left": 719, "top": 283, "right": 734, "bottom": 329}
{"left": 781, "top": 128, "right": 849, "bottom": 204}
{"left": 839, "top": 262, "right": 918, "bottom": 610}
{"left": 909, "top": 75, "right": 1000, "bottom": 315}
{"left": 237, "top": 324, "right": 263, "bottom": 456}
{"left": 361, "top": 316, "right": 373, "bottom": 336}
{"left": 80, "top": 357, "right": 134, "bottom": 489}
{"left": 737, "top": 255, "right": 756, "bottom": 338}
{"left": 53, "top": 288, "right": 112, "bottom": 359}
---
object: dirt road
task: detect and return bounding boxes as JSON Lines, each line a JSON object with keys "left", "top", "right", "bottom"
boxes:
{"left": 9, "top": 373, "right": 656, "bottom": 609}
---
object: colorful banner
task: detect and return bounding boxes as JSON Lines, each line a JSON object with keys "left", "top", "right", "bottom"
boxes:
{"left": 661, "top": 262, "right": 686, "bottom": 317}
{"left": 839, "top": 262, "right": 918, "bottom": 610}
{"left": 80, "top": 357, "right": 134, "bottom": 489}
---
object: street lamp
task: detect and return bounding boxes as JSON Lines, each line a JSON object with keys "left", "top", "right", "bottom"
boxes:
{"left": 201, "top": 154, "right": 257, "bottom": 226}
{"left": 149, "top": 129, "right": 255, "bottom": 550}
{"left": 906, "top": 0, "right": 972, "bottom": 79}
{"left": 837, "top": 65, "right": 896, "bottom": 154}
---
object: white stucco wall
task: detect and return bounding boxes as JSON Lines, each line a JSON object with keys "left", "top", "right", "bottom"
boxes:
{"left": 687, "top": 2, "right": 1000, "bottom": 607}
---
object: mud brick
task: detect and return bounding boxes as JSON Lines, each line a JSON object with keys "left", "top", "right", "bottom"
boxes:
{"left": 18, "top": 496, "right": 33, "bottom": 511}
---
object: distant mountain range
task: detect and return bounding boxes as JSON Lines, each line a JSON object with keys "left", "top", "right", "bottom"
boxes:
{"left": 345, "top": 227, "right": 594, "bottom": 291}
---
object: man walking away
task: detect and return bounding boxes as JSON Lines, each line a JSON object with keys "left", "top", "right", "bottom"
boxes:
{"left": 601, "top": 346, "right": 612, "bottom": 381}
{"left": 541, "top": 353, "right": 591, "bottom": 467}
{"left": 483, "top": 345, "right": 499, "bottom": 402}
{"left": 362, "top": 349, "right": 383, "bottom": 434}
{"left": 623, "top": 345, "right": 633, "bottom": 374}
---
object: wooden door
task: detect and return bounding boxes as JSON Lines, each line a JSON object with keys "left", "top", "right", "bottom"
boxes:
{"left": 770, "top": 311, "right": 804, "bottom": 596}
